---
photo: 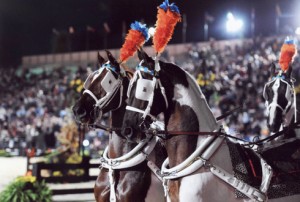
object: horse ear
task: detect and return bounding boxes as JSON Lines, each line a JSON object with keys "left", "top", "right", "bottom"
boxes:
{"left": 137, "top": 48, "right": 155, "bottom": 70}
{"left": 137, "top": 48, "right": 144, "bottom": 61}
{"left": 105, "top": 50, "right": 120, "bottom": 72}
{"left": 137, "top": 47, "right": 152, "bottom": 63}
{"left": 270, "top": 62, "right": 276, "bottom": 77}
{"left": 286, "top": 63, "right": 293, "bottom": 78}
{"left": 97, "top": 52, "right": 105, "bottom": 66}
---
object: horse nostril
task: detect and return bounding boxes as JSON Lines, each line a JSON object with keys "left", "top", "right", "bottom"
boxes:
{"left": 72, "top": 106, "right": 87, "bottom": 120}
{"left": 124, "top": 127, "right": 133, "bottom": 137}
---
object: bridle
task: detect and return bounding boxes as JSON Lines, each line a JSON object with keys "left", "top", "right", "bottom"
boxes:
{"left": 126, "top": 59, "right": 168, "bottom": 126}
{"left": 83, "top": 62, "right": 126, "bottom": 112}
{"left": 263, "top": 75, "right": 297, "bottom": 128}
{"left": 83, "top": 62, "right": 165, "bottom": 202}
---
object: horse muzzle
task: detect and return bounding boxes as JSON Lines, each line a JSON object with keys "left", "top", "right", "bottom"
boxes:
{"left": 122, "top": 127, "right": 136, "bottom": 143}
{"left": 139, "top": 115, "right": 153, "bottom": 132}
{"left": 72, "top": 105, "right": 88, "bottom": 123}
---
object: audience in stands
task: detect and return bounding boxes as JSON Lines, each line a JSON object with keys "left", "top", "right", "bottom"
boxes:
{"left": 0, "top": 36, "right": 299, "bottom": 157}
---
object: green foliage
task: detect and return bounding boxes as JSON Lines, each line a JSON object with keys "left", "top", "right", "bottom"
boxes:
{"left": 0, "top": 150, "right": 11, "bottom": 157}
{"left": 0, "top": 176, "right": 52, "bottom": 202}
{"left": 33, "top": 180, "right": 52, "bottom": 202}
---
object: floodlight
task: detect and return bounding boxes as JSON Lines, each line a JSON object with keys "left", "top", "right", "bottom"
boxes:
{"left": 226, "top": 12, "right": 244, "bottom": 33}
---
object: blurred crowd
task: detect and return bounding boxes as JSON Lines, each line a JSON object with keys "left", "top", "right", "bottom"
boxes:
{"left": 0, "top": 65, "right": 107, "bottom": 157}
{"left": 1, "top": 36, "right": 300, "bottom": 157}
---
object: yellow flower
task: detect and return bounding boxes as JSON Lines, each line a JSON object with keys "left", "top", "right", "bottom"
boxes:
{"left": 70, "top": 80, "right": 75, "bottom": 86}
{"left": 75, "top": 79, "right": 82, "bottom": 85}
{"left": 16, "top": 176, "right": 36, "bottom": 183}
{"left": 76, "top": 85, "right": 83, "bottom": 93}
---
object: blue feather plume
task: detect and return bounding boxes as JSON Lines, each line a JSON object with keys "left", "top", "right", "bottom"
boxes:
{"left": 284, "top": 37, "right": 295, "bottom": 45}
{"left": 159, "top": 0, "right": 180, "bottom": 14}
{"left": 130, "top": 21, "right": 150, "bottom": 41}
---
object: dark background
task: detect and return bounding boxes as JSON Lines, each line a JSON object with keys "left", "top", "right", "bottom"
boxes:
{"left": 0, "top": 0, "right": 299, "bottom": 67}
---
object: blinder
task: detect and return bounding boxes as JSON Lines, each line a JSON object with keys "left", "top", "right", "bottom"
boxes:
{"left": 83, "top": 69, "right": 101, "bottom": 89}
{"left": 101, "top": 70, "right": 119, "bottom": 93}
{"left": 135, "top": 78, "right": 155, "bottom": 101}
{"left": 263, "top": 77, "right": 293, "bottom": 102}
{"left": 82, "top": 62, "right": 124, "bottom": 110}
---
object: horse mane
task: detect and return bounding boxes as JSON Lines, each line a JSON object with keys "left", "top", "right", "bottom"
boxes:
{"left": 160, "top": 61, "right": 218, "bottom": 131}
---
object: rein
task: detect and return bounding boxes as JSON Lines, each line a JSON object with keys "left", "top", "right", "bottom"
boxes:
{"left": 88, "top": 123, "right": 122, "bottom": 133}
{"left": 143, "top": 120, "right": 300, "bottom": 146}
{"left": 243, "top": 120, "right": 300, "bottom": 145}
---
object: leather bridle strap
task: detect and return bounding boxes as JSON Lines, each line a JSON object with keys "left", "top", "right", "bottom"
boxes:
{"left": 125, "top": 106, "right": 157, "bottom": 122}
{"left": 83, "top": 79, "right": 123, "bottom": 110}
{"left": 88, "top": 123, "right": 122, "bottom": 133}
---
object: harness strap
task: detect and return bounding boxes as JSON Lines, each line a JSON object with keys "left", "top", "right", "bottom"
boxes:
{"left": 143, "top": 120, "right": 300, "bottom": 145}
{"left": 209, "top": 164, "right": 266, "bottom": 202}
{"left": 83, "top": 89, "right": 99, "bottom": 104}
{"left": 267, "top": 102, "right": 284, "bottom": 113}
{"left": 88, "top": 122, "right": 122, "bottom": 132}
{"left": 216, "top": 105, "right": 243, "bottom": 121}
{"left": 157, "top": 79, "right": 168, "bottom": 109}
{"left": 160, "top": 135, "right": 268, "bottom": 202}
{"left": 100, "top": 136, "right": 158, "bottom": 202}
{"left": 243, "top": 120, "right": 300, "bottom": 145}
{"left": 161, "top": 135, "right": 218, "bottom": 176}
{"left": 141, "top": 77, "right": 157, "bottom": 119}
{"left": 259, "top": 156, "right": 273, "bottom": 193}
{"left": 147, "top": 161, "right": 163, "bottom": 181}
{"left": 108, "top": 167, "right": 116, "bottom": 202}
{"left": 126, "top": 106, "right": 157, "bottom": 122}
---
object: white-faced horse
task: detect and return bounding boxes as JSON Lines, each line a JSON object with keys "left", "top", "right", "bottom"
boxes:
{"left": 121, "top": 48, "right": 300, "bottom": 202}
{"left": 263, "top": 63, "right": 297, "bottom": 139}
{"left": 72, "top": 50, "right": 165, "bottom": 202}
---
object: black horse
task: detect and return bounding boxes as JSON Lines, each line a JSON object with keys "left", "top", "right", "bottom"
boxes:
{"left": 73, "top": 51, "right": 165, "bottom": 202}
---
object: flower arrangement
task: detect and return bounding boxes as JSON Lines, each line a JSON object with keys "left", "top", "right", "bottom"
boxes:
{"left": 0, "top": 175, "right": 52, "bottom": 202}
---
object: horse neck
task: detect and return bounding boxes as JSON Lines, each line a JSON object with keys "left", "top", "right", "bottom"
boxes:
{"left": 163, "top": 69, "right": 219, "bottom": 167}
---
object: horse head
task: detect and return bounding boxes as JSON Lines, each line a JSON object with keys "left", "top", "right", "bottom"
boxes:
{"left": 122, "top": 48, "right": 170, "bottom": 142}
{"left": 72, "top": 50, "right": 129, "bottom": 124}
{"left": 263, "top": 63, "right": 295, "bottom": 134}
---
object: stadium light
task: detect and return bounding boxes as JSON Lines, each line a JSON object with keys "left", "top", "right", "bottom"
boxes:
{"left": 226, "top": 12, "right": 244, "bottom": 33}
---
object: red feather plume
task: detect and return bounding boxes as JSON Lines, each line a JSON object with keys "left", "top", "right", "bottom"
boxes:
{"left": 279, "top": 42, "right": 297, "bottom": 72}
{"left": 119, "top": 30, "right": 146, "bottom": 63}
{"left": 153, "top": 7, "right": 181, "bottom": 54}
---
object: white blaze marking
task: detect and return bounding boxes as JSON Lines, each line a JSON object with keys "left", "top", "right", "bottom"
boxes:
{"left": 269, "top": 79, "right": 280, "bottom": 126}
